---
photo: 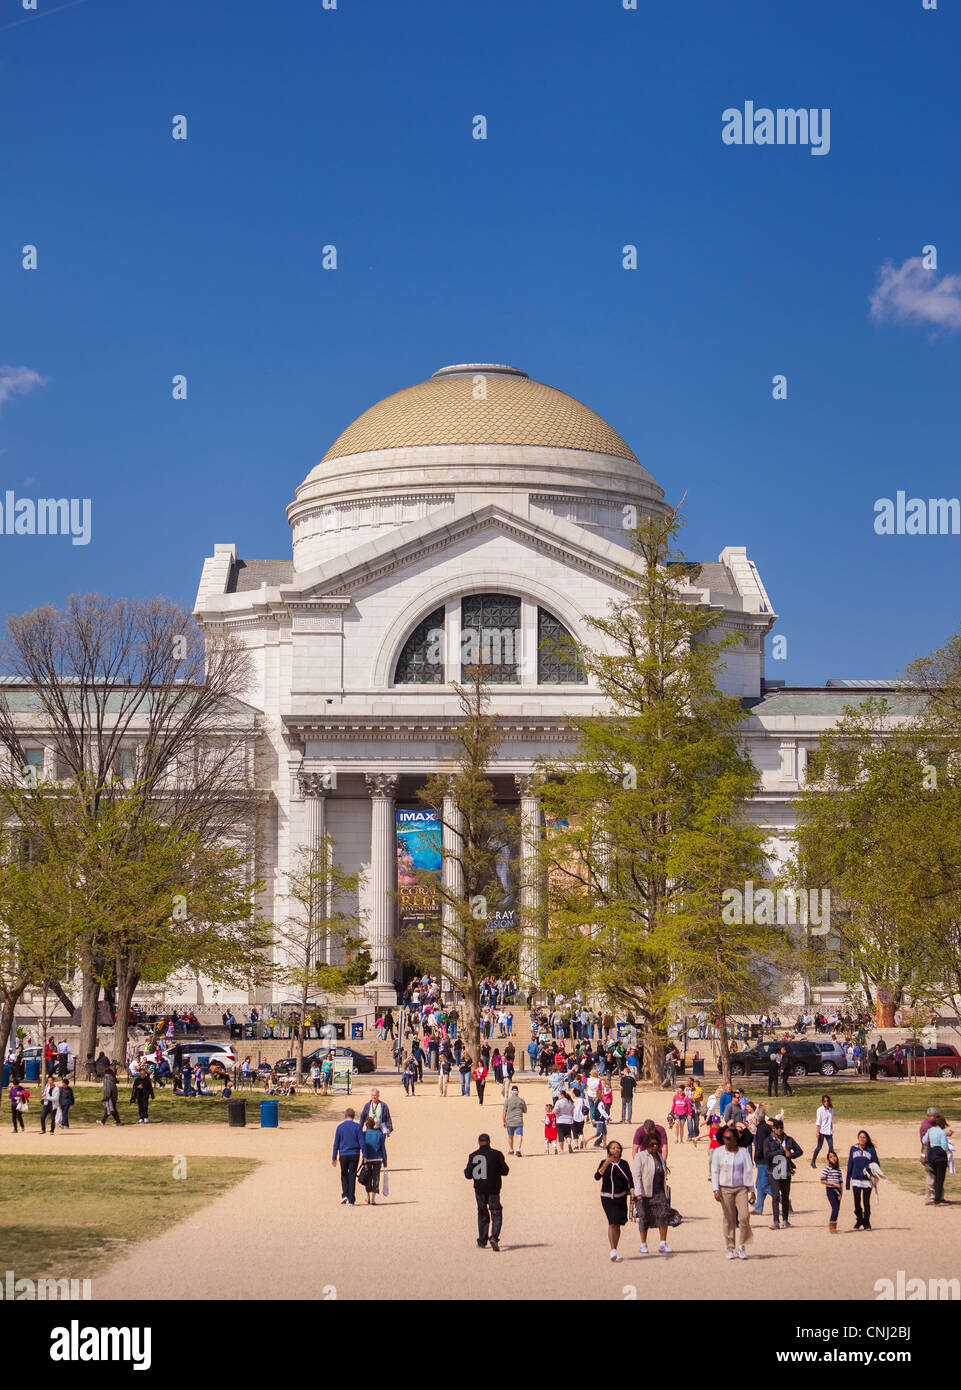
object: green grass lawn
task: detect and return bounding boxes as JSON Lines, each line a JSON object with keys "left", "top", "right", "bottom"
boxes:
{"left": 883, "top": 1158, "right": 959, "bottom": 1203}
{"left": 762, "top": 1081, "right": 961, "bottom": 1127}
{"left": 21, "top": 1085, "right": 333, "bottom": 1127}
{"left": 0, "top": 1155, "right": 258, "bottom": 1282}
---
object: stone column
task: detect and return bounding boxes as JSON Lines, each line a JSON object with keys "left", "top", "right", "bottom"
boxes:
{"left": 298, "top": 771, "right": 330, "bottom": 962}
{"left": 365, "top": 773, "right": 399, "bottom": 992}
{"left": 442, "top": 785, "right": 463, "bottom": 994}
{"left": 515, "top": 773, "right": 542, "bottom": 994}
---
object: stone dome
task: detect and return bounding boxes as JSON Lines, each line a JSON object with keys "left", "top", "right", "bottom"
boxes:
{"left": 287, "top": 364, "right": 666, "bottom": 572}
{"left": 320, "top": 364, "right": 639, "bottom": 462}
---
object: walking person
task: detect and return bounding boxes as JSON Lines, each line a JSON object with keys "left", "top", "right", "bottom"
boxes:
{"left": 438, "top": 1050, "right": 451, "bottom": 1096}
{"left": 58, "top": 1080, "right": 75, "bottom": 1129}
{"left": 595, "top": 1139, "right": 634, "bottom": 1262}
{"left": 359, "top": 1117, "right": 387, "bottom": 1205}
{"left": 459, "top": 1051, "right": 472, "bottom": 1097}
{"left": 670, "top": 1084, "right": 690, "bottom": 1144}
{"left": 41, "top": 1078, "right": 60, "bottom": 1135}
{"left": 821, "top": 1150, "right": 843, "bottom": 1232}
{"left": 752, "top": 1104, "right": 773, "bottom": 1216}
{"left": 503, "top": 1084, "right": 527, "bottom": 1156}
{"left": 632, "top": 1131, "right": 673, "bottom": 1255}
{"left": 131, "top": 1066, "right": 154, "bottom": 1123}
{"left": 812, "top": 1094, "right": 834, "bottom": 1167}
{"left": 464, "top": 1132, "right": 510, "bottom": 1251}
{"left": 710, "top": 1123, "right": 755, "bottom": 1260}
{"left": 331, "top": 1107, "right": 365, "bottom": 1206}
{"left": 554, "top": 1090, "right": 575, "bottom": 1153}
{"left": 619, "top": 1068, "right": 637, "bottom": 1126}
{"left": 762, "top": 1118, "right": 803, "bottom": 1229}
{"left": 845, "top": 1129, "right": 879, "bottom": 1230}
{"left": 9, "top": 1080, "right": 28, "bottom": 1133}
{"left": 922, "top": 1113, "right": 951, "bottom": 1206}
{"left": 472, "top": 1058, "right": 487, "bottom": 1105}
{"left": 402, "top": 1053, "right": 418, "bottom": 1096}
{"left": 99, "top": 1066, "right": 121, "bottom": 1125}
{"left": 767, "top": 1050, "right": 780, "bottom": 1098}
{"left": 778, "top": 1047, "right": 794, "bottom": 1097}
{"left": 867, "top": 1044, "right": 878, "bottom": 1082}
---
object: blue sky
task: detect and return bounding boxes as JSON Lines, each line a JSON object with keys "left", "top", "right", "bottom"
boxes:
{"left": 1, "top": 0, "right": 959, "bottom": 684}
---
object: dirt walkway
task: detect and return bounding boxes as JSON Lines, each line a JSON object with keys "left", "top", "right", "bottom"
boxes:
{"left": 2, "top": 1074, "right": 955, "bottom": 1300}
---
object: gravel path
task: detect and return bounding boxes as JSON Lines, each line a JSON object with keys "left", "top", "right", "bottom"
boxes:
{"left": 3, "top": 1074, "right": 955, "bottom": 1300}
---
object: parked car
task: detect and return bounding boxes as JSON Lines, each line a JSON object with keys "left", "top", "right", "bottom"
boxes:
{"left": 876, "top": 1044, "right": 961, "bottom": 1079}
{"left": 274, "top": 1045, "right": 377, "bottom": 1076}
{"left": 812, "top": 1041, "right": 850, "bottom": 1076}
{"left": 128, "top": 1041, "right": 237, "bottom": 1077}
{"left": 728, "top": 1040, "right": 824, "bottom": 1078}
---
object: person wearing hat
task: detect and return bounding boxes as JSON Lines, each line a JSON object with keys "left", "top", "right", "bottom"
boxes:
{"left": 760, "top": 1117, "right": 803, "bottom": 1229}
{"left": 464, "top": 1132, "right": 510, "bottom": 1251}
{"left": 709, "top": 1123, "right": 755, "bottom": 1259}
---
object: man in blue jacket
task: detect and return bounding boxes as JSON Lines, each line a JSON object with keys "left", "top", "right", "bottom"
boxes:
{"left": 331, "top": 1107, "right": 365, "bottom": 1206}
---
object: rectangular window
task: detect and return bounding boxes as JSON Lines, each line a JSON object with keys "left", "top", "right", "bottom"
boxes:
{"left": 114, "top": 748, "right": 136, "bottom": 780}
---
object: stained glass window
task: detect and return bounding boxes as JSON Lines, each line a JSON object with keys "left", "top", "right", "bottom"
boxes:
{"left": 461, "top": 593, "right": 521, "bottom": 683}
{"left": 394, "top": 607, "right": 446, "bottom": 684}
{"left": 538, "top": 608, "right": 586, "bottom": 684}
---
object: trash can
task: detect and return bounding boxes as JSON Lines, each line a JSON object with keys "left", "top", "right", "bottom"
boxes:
{"left": 692, "top": 1058, "right": 705, "bottom": 1077}
{"left": 1, "top": 1063, "right": 8, "bottom": 1087}
{"left": 228, "top": 1099, "right": 247, "bottom": 1128}
{"left": 24, "top": 1057, "right": 40, "bottom": 1082}
{"left": 260, "top": 1098, "right": 279, "bottom": 1128}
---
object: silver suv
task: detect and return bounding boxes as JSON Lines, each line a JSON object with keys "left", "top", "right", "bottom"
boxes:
{"left": 813, "top": 1041, "right": 849, "bottom": 1076}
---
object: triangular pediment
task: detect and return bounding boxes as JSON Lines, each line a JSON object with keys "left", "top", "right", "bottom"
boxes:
{"left": 280, "top": 501, "right": 642, "bottom": 601}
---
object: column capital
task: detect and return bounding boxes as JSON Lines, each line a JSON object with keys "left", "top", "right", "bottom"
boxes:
{"left": 365, "top": 772, "right": 399, "bottom": 799}
{"left": 298, "top": 770, "right": 332, "bottom": 799}
{"left": 514, "top": 771, "right": 543, "bottom": 799}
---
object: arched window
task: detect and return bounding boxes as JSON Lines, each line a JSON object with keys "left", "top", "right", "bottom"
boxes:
{"left": 391, "top": 595, "right": 587, "bottom": 685}
{"left": 537, "top": 608, "right": 586, "bottom": 684}
{"left": 393, "top": 606, "right": 445, "bottom": 684}
{"left": 460, "top": 593, "right": 520, "bottom": 683}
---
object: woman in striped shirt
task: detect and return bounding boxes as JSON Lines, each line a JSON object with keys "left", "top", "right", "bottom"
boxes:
{"left": 820, "top": 1149, "right": 843, "bottom": 1232}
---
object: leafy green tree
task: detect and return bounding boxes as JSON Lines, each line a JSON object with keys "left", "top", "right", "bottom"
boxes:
{"left": 538, "top": 509, "right": 767, "bottom": 1081}
{"left": 791, "top": 698, "right": 941, "bottom": 1024}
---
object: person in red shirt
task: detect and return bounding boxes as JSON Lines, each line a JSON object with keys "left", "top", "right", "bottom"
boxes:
{"left": 472, "top": 1061, "right": 487, "bottom": 1106}
{"left": 544, "top": 1104, "right": 558, "bottom": 1155}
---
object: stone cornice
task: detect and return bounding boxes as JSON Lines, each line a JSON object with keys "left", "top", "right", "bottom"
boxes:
{"left": 283, "top": 714, "right": 580, "bottom": 744}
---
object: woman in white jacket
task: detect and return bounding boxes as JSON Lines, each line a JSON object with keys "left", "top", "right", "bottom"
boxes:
{"left": 710, "top": 1125, "right": 755, "bottom": 1259}
{"left": 632, "top": 1132, "right": 673, "bottom": 1255}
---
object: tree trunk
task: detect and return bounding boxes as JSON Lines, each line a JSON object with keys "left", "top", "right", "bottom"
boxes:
{"left": 716, "top": 1000, "right": 732, "bottom": 1087}
{"left": 78, "top": 965, "right": 101, "bottom": 1064}
{"left": 460, "top": 985, "right": 481, "bottom": 1061}
{"left": 297, "top": 979, "right": 308, "bottom": 1079}
{"left": 0, "top": 983, "right": 27, "bottom": 1070}
{"left": 642, "top": 1022, "right": 664, "bottom": 1085}
{"left": 112, "top": 959, "right": 141, "bottom": 1069}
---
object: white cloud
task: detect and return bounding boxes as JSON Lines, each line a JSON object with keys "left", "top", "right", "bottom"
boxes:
{"left": 870, "top": 257, "right": 961, "bottom": 332}
{"left": 0, "top": 365, "right": 48, "bottom": 412}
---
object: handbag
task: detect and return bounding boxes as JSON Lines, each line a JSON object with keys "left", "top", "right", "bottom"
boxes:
{"left": 665, "top": 1183, "right": 682, "bottom": 1227}
{"left": 16, "top": 1099, "right": 28, "bottom": 1112}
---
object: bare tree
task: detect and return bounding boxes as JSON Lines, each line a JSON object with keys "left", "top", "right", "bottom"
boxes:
{"left": 0, "top": 593, "right": 258, "bottom": 1061}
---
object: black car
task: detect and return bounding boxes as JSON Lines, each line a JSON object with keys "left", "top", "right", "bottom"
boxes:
{"left": 728, "top": 1040, "right": 824, "bottom": 1078}
{"left": 274, "top": 1045, "right": 377, "bottom": 1076}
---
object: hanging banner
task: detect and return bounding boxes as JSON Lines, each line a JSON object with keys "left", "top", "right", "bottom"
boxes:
{"left": 396, "top": 808, "right": 442, "bottom": 931}
{"left": 485, "top": 811, "right": 517, "bottom": 933}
